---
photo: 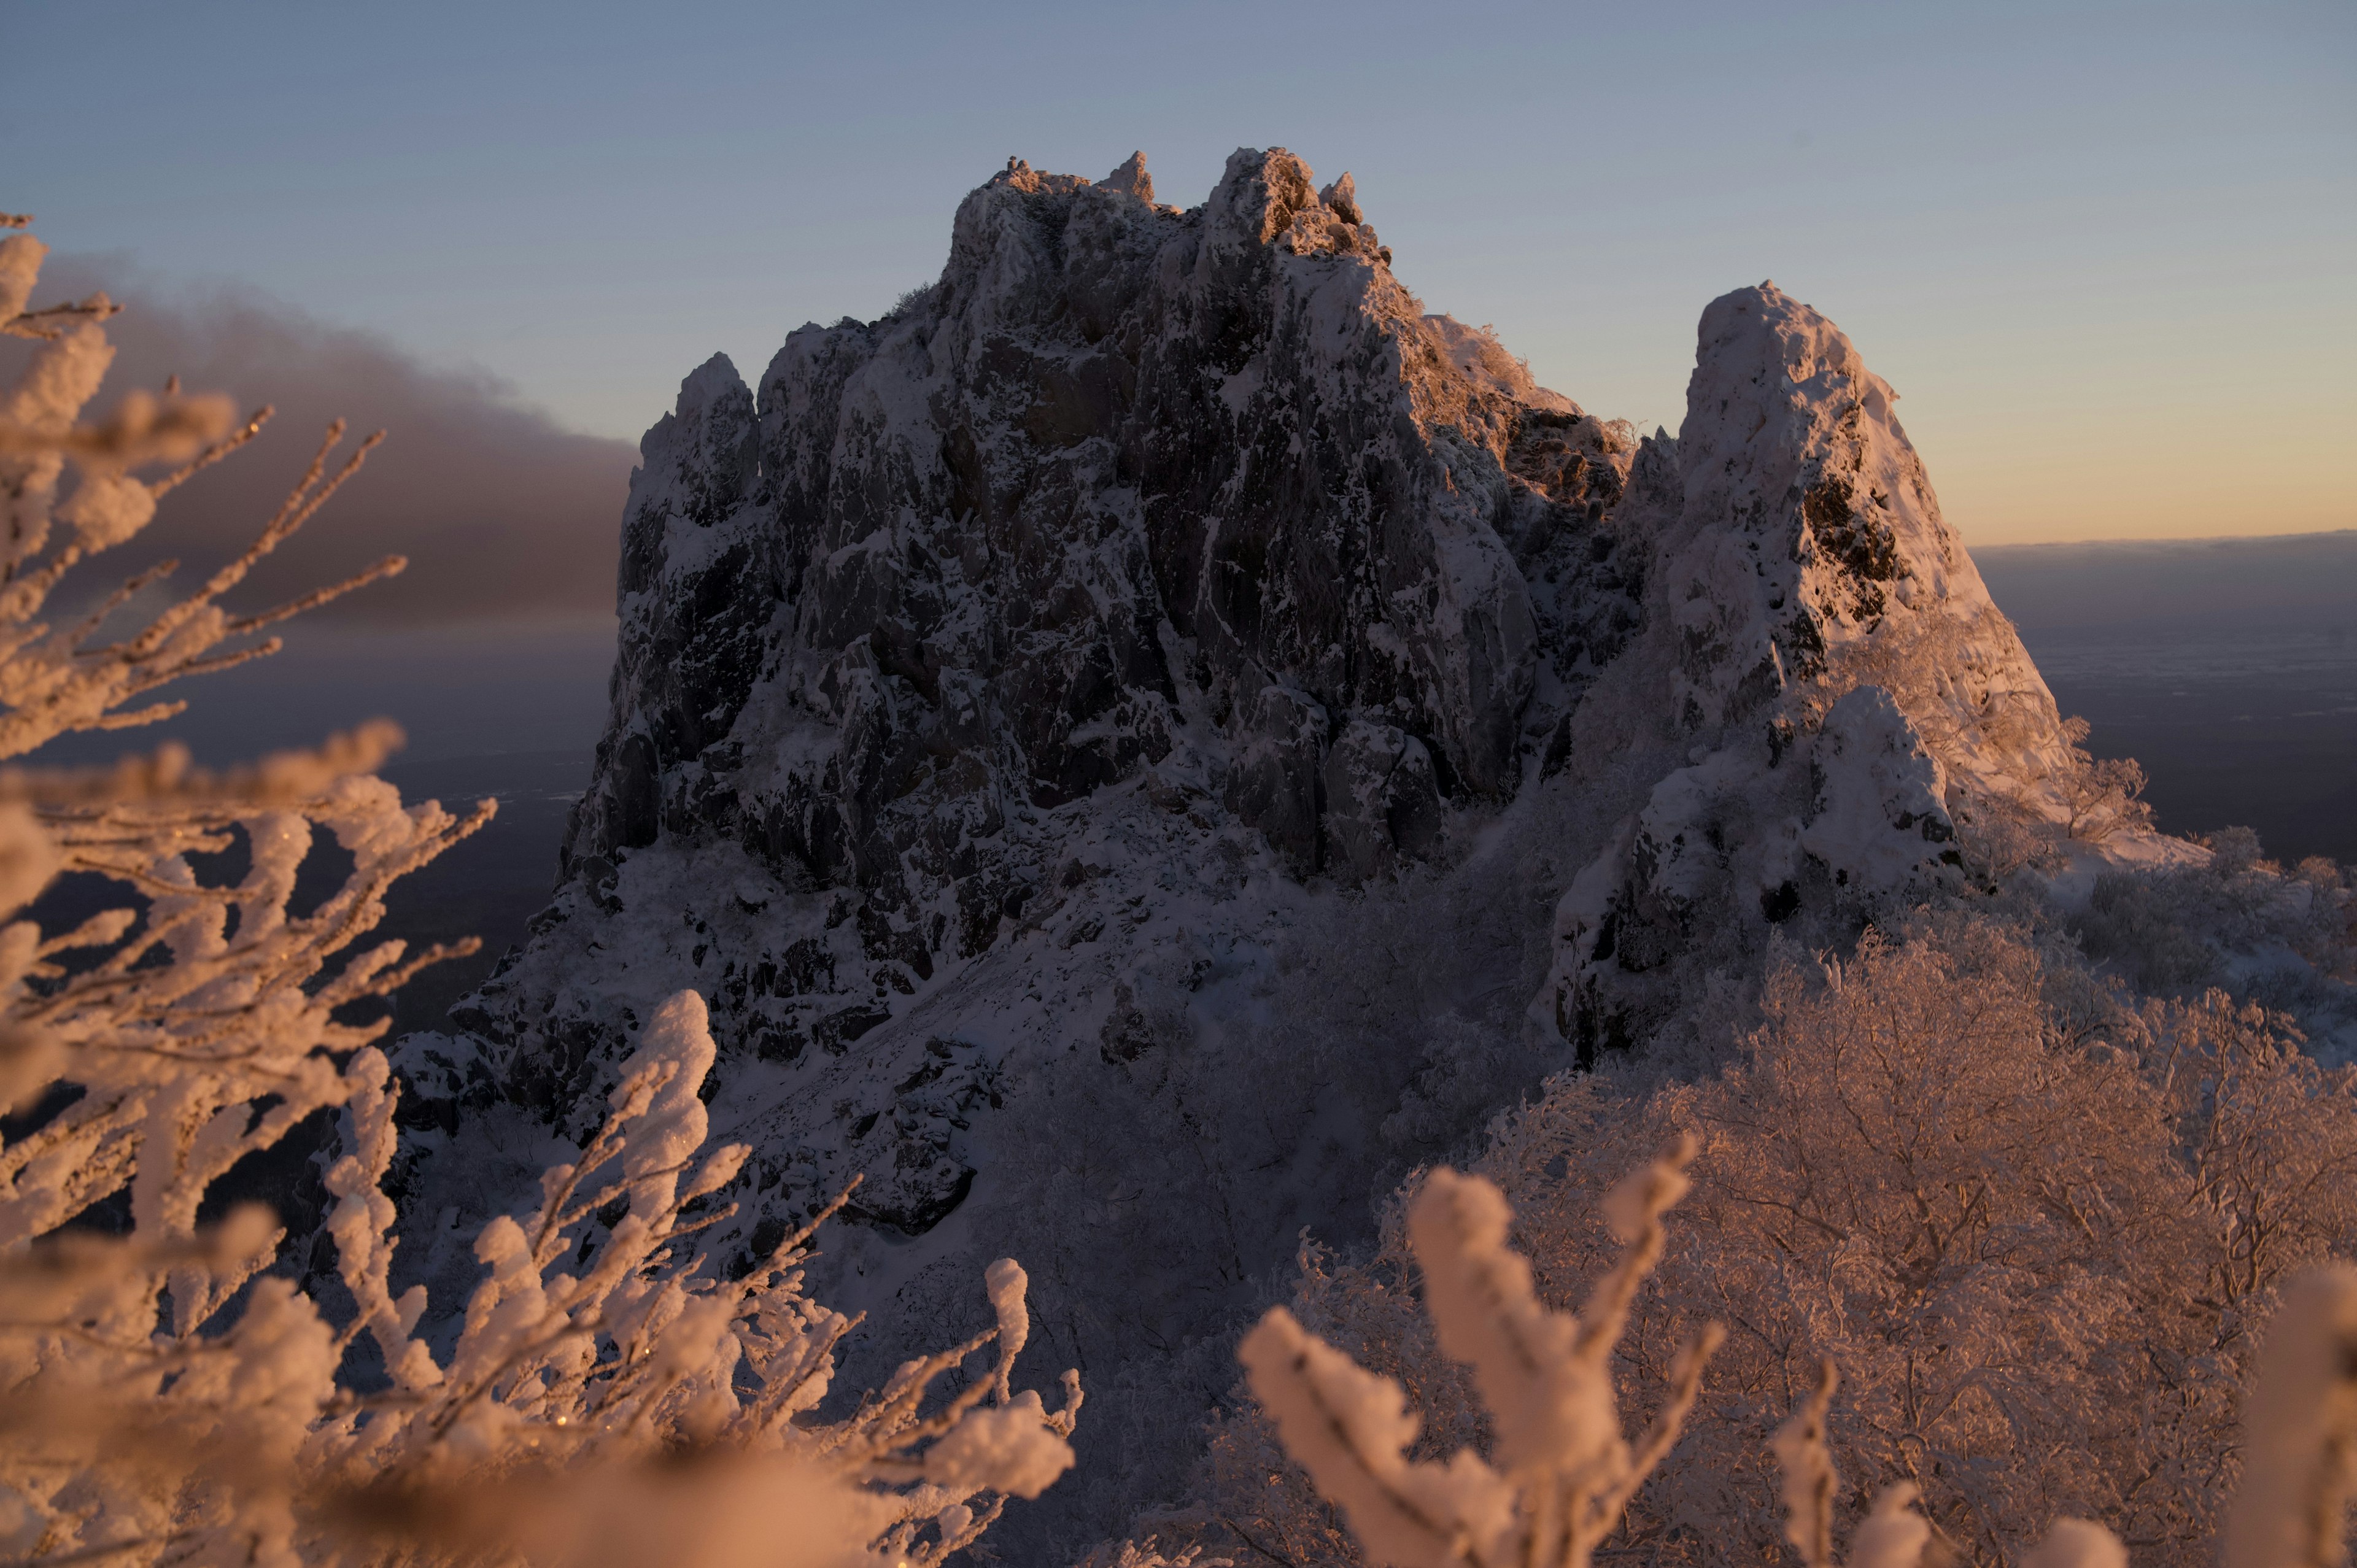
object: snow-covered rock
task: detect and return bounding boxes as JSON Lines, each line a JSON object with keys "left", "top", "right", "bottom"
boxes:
{"left": 1534, "top": 282, "right": 2100, "bottom": 1059}
{"left": 393, "top": 156, "right": 2189, "bottom": 1553}
{"left": 413, "top": 145, "right": 1647, "bottom": 1122}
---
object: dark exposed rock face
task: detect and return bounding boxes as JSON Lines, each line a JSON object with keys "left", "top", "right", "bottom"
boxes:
{"left": 567, "top": 150, "right": 1631, "bottom": 902}
{"left": 579, "top": 357, "right": 767, "bottom": 855}
{"left": 1322, "top": 716, "right": 1443, "bottom": 882}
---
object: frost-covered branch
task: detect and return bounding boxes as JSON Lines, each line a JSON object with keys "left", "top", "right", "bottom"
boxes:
{"left": 295, "top": 991, "right": 1082, "bottom": 1568}
{"left": 2224, "top": 1262, "right": 2357, "bottom": 1568}
{"left": 1240, "top": 1142, "right": 1719, "bottom": 1568}
{"left": 1771, "top": 1361, "right": 1840, "bottom": 1568}
{"left": 1, "top": 986, "right": 1084, "bottom": 1566}
{"left": 0, "top": 211, "right": 1079, "bottom": 1566}
{"left": 0, "top": 228, "right": 401, "bottom": 760}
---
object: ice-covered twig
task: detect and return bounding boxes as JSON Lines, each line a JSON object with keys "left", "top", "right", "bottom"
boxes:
{"left": 986, "top": 1257, "right": 1031, "bottom": 1405}
{"left": 1242, "top": 1141, "right": 1719, "bottom": 1568}
{"left": 2, "top": 720, "right": 406, "bottom": 812}
{"left": 2225, "top": 1262, "right": 2357, "bottom": 1568}
{"left": 1773, "top": 1361, "right": 1840, "bottom": 1568}
{"left": 1240, "top": 1304, "right": 1514, "bottom": 1568}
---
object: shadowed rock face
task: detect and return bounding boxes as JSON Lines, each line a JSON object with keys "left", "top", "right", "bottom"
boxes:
{"left": 559, "top": 147, "right": 1641, "bottom": 996}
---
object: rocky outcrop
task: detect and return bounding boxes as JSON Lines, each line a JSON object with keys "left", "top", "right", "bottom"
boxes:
{"left": 1536, "top": 283, "right": 2078, "bottom": 1059}
{"left": 565, "top": 149, "right": 1625, "bottom": 899}
{"left": 415, "top": 147, "right": 1648, "bottom": 1124}
{"left": 395, "top": 152, "right": 2141, "bottom": 1556}
{"left": 404, "top": 142, "right": 2110, "bottom": 1270}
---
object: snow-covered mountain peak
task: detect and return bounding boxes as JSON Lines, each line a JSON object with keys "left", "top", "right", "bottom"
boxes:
{"left": 1666, "top": 282, "right": 2043, "bottom": 747}
{"left": 393, "top": 155, "right": 2197, "bottom": 1554}
{"left": 1099, "top": 150, "right": 1153, "bottom": 204}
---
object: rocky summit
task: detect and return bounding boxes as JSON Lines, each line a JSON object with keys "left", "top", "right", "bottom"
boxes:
{"left": 395, "top": 147, "right": 2142, "bottom": 1546}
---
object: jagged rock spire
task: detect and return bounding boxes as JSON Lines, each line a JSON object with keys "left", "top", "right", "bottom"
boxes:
{"left": 1099, "top": 150, "right": 1152, "bottom": 203}
{"left": 1538, "top": 282, "right": 2080, "bottom": 1059}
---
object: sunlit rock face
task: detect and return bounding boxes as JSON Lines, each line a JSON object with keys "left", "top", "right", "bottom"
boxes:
{"left": 398, "top": 151, "right": 2097, "bottom": 1554}
{"left": 1538, "top": 281, "right": 2081, "bottom": 1059}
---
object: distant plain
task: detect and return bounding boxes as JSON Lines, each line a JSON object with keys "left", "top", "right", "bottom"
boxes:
{"left": 1976, "top": 530, "right": 2357, "bottom": 868}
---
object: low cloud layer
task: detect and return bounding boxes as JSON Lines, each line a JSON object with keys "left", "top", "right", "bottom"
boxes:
{"left": 25, "top": 258, "right": 637, "bottom": 628}
{"left": 1978, "top": 531, "right": 2357, "bottom": 641}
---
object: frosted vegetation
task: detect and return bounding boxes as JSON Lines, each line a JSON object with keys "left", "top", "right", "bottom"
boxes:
{"left": 4, "top": 160, "right": 2357, "bottom": 1568}
{"left": 1183, "top": 925, "right": 2357, "bottom": 1566}
{"left": 0, "top": 215, "right": 1086, "bottom": 1567}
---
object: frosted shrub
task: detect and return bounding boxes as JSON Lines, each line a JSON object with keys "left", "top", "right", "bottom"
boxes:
{"left": 2075, "top": 827, "right": 2356, "bottom": 1000}
{"left": 1760, "top": 1263, "right": 2357, "bottom": 1568}
{"left": 0, "top": 213, "right": 1078, "bottom": 1566}
{"left": 1236, "top": 1143, "right": 1720, "bottom": 1568}
{"left": 0, "top": 986, "right": 1082, "bottom": 1566}
{"left": 1207, "top": 921, "right": 2357, "bottom": 1566}
{"left": 1765, "top": 1362, "right": 2128, "bottom": 1568}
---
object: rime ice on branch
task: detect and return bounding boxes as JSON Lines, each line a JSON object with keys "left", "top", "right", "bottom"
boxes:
{"left": 2226, "top": 1262, "right": 2357, "bottom": 1568}
{"left": 0, "top": 212, "right": 1080, "bottom": 1568}
{"left": 1240, "top": 1141, "right": 1719, "bottom": 1568}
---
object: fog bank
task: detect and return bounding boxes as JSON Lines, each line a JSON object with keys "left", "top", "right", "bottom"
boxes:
{"left": 13, "top": 257, "right": 635, "bottom": 628}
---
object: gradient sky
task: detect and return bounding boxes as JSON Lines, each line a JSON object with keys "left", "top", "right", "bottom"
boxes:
{"left": 5, "top": 0, "right": 2351, "bottom": 546}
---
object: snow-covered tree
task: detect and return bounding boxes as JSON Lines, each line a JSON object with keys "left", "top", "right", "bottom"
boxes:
{"left": 0, "top": 211, "right": 1080, "bottom": 1566}
{"left": 2056, "top": 717, "right": 2153, "bottom": 843}
{"left": 1196, "top": 920, "right": 2357, "bottom": 1567}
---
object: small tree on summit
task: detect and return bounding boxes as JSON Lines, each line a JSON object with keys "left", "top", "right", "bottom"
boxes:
{"left": 2059, "top": 715, "right": 2153, "bottom": 841}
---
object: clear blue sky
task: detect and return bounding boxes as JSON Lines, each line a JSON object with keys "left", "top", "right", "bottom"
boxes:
{"left": 6, "top": 0, "right": 2351, "bottom": 543}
